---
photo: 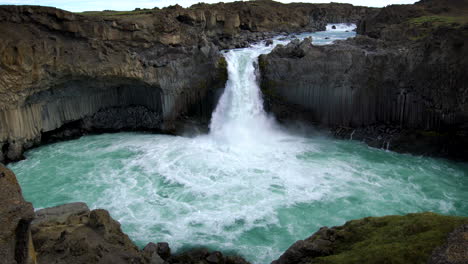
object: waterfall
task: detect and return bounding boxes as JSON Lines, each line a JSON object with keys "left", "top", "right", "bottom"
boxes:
{"left": 209, "top": 44, "right": 281, "bottom": 146}
{"left": 208, "top": 23, "right": 358, "bottom": 145}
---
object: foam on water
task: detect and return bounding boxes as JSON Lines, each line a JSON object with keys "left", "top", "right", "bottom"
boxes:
{"left": 8, "top": 25, "right": 468, "bottom": 264}
{"left": 325, "top": 23, "right": 357, "bottom": 31}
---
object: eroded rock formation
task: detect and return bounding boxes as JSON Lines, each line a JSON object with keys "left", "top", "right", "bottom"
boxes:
{"left": 29, "top": 202, "right": 253, "bottom": 264}
{"left": 260, "top": 0, "right": 468, "bottom": 159}
{"left": 0, "top": 1, "right": 376, "bottom": 163}
{"left": 0, "top": 164, "right": 35, "bottom": 264}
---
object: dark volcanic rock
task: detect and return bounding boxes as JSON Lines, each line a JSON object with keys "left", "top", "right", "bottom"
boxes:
{"left": 29, "top": 201, "right": 251, "bottom": 264}
{"left": 31, "top": 203, "right": 147, "bottom": 264}
{"left": 429, "top": 224, "right": 468, "bottom": 264}
{"left": 260, "top": 1, "right": 468, "bottom": 159}
{"left": 0, "top": 164, "right": 35, "bottom": 264}
{"left": 0, "top": 1, "right": 376, "bottom": 163}
{"left": 167, "top": 248, "right": 250, "bottom": 264}
{"left": 272, "top": 213, "right": 468, "bottom": 264}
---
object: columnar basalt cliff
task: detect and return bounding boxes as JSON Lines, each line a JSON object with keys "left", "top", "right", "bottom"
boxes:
{"left": 0, "top": 1, "right": 376, "bottom": 163}
{"left": 260, "top": 0, "right": 468, "bottom": 159}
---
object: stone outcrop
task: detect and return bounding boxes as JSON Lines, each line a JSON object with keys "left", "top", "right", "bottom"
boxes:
{"left": 429, "top": 224, "right": 468, "bottom": 264}
{"left": 0, "top": 164, "right": 36, "bottom": 264}
{"left": 272, "top": 212, "right": 468, "bottom": 264}
{"left": 31, "top": 203, "right": 147, "bottom": 264}
{"left": 0, "top": 5, "right": 226, "bottom": 163}
{"left": 0, "top": 1, "right": 376, "bottom": 163}
{"left": 260, "top": 0, "right": 468, "bottom": 159}
{"left": 30, "top": 202, "right": 252, "bottom": 264}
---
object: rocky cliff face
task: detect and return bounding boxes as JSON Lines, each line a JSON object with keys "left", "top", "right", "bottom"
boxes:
{"left": 0, "top": 2, "right": 376, "bottom": 164}
{"left": 260, "top": 0, "right": 468, "bottom": 159}
{"left": 0, "top": 164, "right": 35, "bottom": 264}
{"left": 0, "top": 5, "right": 226, "bottom": 163}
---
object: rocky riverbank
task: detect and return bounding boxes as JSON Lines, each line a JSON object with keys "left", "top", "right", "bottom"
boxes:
{"left": 259, "top": 0, "right": 468, "bottom": 160}
{"left": 2, "top": 164, "right": 467, "bottom": 264}
{"left": 0, "top": 1, "right": 376, "bottom": 164}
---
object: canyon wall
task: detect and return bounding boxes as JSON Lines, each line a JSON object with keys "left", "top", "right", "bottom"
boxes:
{"left": 260, "top": 0, "right": 468, "bottom": 159}
{"left": 0, "top": 164, "right": 36, "bottom": 264}
{"left": 0, "top": 2, "right": 376, "bottom": 163}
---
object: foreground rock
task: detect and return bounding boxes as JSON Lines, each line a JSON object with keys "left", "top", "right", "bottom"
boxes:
{"left": 0, "top": 164, "right": 36, "bottom": 264}
{"left": 272, "top": 212, "right": 468, "bottom": 264}
{"left": 31, "top": 203, "right": 146, "bottom": 264}
{"left": 429, "top": 224, "right": 468, "bottom": 264}
{"left": 260, "top": 0, "right": 468, "bottom": 160}
{"left": 31, "top": 203, "right": 251, "bottom": 264}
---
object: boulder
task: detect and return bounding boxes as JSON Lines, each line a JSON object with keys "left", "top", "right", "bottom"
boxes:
{"left": 31, "top": 205, "right": 146, "bottom": 264}
{"left": 0, "top": 164, "right": 36, "bottom": 264}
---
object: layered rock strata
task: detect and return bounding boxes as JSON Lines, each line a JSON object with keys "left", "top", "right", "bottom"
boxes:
{"left": 260, "top": 0, "right": 468, "bottom": 159}
{"left": 0, "top": 1, "right": 376, "bottom": 163}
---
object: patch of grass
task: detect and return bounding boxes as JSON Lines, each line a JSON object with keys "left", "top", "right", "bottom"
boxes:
{"left": 312, "top": 212, "right": 468, "bottom": 264}
{"left": 408, "top": 15, "right": 467, "bottom": 27}
{"left": 77, "top": 9, "right": 155, "bottom": 17}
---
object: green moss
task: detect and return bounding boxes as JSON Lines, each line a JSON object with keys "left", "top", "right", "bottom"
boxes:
{"left": 217, "top": 57, "right": 228, "bottom": 81}
{"left": 258, "top": 55, "right": 268, "bottom": 73}
{"left": 77, "top": 9, "right": 154, "bottom": 17}
{"left": 418, "top": 130, "right": 444, "bottom": 137}
{"left": 408, "top": 15, "right": 467, "bottom": 27}
{"left": 405, "top": 14, "right": 468, "bottom": 40}
{"left": 312, "top": 212, "right": 468, "bottom": 264}
{"left": 260, "top": 80, "right": 280, "bottom": 99}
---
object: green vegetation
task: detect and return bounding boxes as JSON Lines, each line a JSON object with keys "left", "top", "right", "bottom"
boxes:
{"left": 405, "top": 14, "right": 468, "bottom": 41}
{"left": 217, "top": 57, "right": 228, "bottom": 81}
{"left": 258, "top": 56, "right": 268, "bottom": 73}
{"left": 313, "top": 212, "right": 468, "bottom": 264}
{"left": 408, "top": 15, "right": 468, "bottom": 27}
{"left": 77, "top": 9, "right": 155, "bottom": 17}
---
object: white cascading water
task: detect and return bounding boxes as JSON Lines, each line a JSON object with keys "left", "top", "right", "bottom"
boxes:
{"left": 210, "top": 23, "right": 357, "bottom": 144}
{"left": 209, "top": 44, "right": 281, "bottom": 147}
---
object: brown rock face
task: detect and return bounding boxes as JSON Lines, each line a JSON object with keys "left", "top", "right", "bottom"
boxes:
{"left": 0, "top": 1, "right": 376, "bottom": 163}
{"left": 429, "top": 224, "right": 468, "bottom": 264}
{"left": 0, "top": 164, "right": 35, "bottom": 264}
{"left": 31, "top": 203, "right": 146, "bottom": 264}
